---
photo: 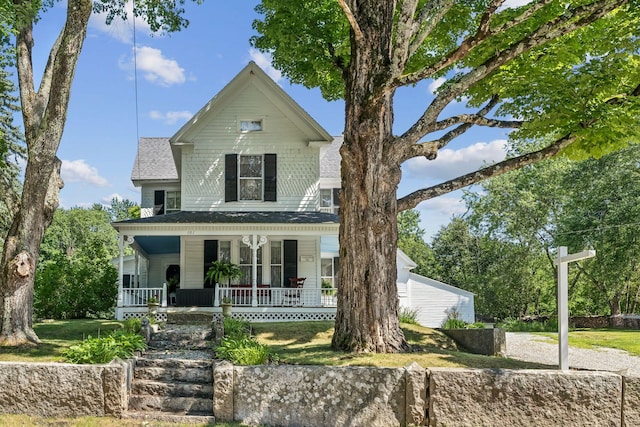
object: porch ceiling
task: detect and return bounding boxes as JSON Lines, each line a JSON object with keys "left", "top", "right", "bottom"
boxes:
{"left": 134, "top": 236, "right": 180, "bottom": 254}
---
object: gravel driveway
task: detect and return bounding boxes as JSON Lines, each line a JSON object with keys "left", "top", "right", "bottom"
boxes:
{"left": 506, "top": 332, "right": 640, "bottom": 375}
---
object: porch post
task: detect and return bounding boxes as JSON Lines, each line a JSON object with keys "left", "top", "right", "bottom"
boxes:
{"left": 116, "top": 234, "right": 125, "bottom": 320}
{"left": 134, "top": 251, "right": 139, "bottom": 288}
{"left": 242, "top": 235, "right": 268, "bottom": 307}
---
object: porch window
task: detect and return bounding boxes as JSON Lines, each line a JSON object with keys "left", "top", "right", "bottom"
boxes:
{"left": 239, "top": 155, "right": 263, "bottom": 200}
{"left": 219, "top": 241, "right": 231, "bottom": 263}
{"left": 239, "top": 245, "right": 262, "bottom": 284}
{"left": 320, "top": 188, "right": 340, "bottom": 214}
{"left": 321, "top": 258, "right": 335, "bottom": 288}
{"left": 270, "top": 241, "right": 282, "bottom": 287}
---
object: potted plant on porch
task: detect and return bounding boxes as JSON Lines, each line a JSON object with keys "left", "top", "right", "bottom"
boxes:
{"left": 206, "top": 260, "right": 242, "bottom": 316}
{"left": 147, "top": 295, "right": 160, "bottom": 315}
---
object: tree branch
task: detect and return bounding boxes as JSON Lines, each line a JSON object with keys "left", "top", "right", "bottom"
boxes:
{"left": 390, "top": 0, "right": 420, "bottom": 77}
{"left": 34, "top": 29, "right": 64, "bottom": 127}
{"left": 397, "top": 94, "right": 503, "bottom": 161}
{"left": 397, "top": 133, "right": 576, "bottom": 211}
{"left": 407, "top": 0, "right": 456, "bottom": 58}
{"left": 396, "top": 0, "right": 627, "bottom": 147}
{"left": 337, "top": 0, "right": 364, "bottom": 43}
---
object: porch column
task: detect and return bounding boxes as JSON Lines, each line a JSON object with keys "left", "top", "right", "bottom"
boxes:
{"left": 134, "top": 251, "right": 140, "bottom": 288}
{"left": 116, "top": 234, "right": 124, "bottom": 320}
{"left": 242, "top": 235, "right": 268, "bottom": 307}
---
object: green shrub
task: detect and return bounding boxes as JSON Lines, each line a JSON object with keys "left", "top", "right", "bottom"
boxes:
{"left": 62, "top": 330, "right": 146, "bottom": 364}
{"left": 442, "top": 318, "right": 468, "bottom": 329}
{"left": 497, "top": 317, "right": 558, "bottom": 332}
{"left": 123, "top": 318, "right": 142, "bottom": 334}
{"left": 215, "top": 336, "right": 278, "bottom": 365}
{"left": 223, "top": 317, "right": 252, "bottom": 339}
{"left": 398, "top": 307, "right": 420, "bottom": 325}
{"left": 35, "top": 254, "right": 118, "bottom": 319}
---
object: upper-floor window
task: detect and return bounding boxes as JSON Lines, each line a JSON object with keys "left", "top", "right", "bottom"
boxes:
{"left": 320, "top": 188, "right": 340, "bottom": 214}
{"left": 239, "top": 119, "right": 263, "bottom": 132}
{"left": 166, "top": 191, "right": 181, "bottom": 213}
{"left": 154, "top": 190, "right": 181, "bottom": 215}
{"left": 239, "top": 155, "right": 263, "bottom": 200}
{"left": 225, "top": 154, "right": 277, "bottom": 202}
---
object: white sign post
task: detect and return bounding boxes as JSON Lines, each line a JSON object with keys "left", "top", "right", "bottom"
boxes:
{"left": 556, "top": 246, "right": 596, "bottom": 371}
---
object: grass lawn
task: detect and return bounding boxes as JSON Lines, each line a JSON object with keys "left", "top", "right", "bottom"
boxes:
{"left": 253, "top": 321, "right": 551, "bottom": 370}
{"left": 0, "top": 319, "right": 125, "bottom": 362}
{"left": 537, "top": 328, "right": 640, "bottom": 356}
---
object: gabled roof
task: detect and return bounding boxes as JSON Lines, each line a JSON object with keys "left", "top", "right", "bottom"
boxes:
{"left": 170, "top": 61, "right": 334, "bottom": 145}
{"left": 131, "top": 137, "right": 178, "bottom": 184}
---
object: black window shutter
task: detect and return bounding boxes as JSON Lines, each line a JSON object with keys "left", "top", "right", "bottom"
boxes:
{"left": 264, "top": 154, "right": 277, "bottom": 202}
{"left": 153, "top": 190, "right": 165, "bottom": 215}
{"left": 204, "top": 240, "right": 218, "bottom": 288}
{"left": 283, "top": 240, "right": 298, "bottom": 287}
{"left": 225, "top": 154, "right": 238, "bottom": 202}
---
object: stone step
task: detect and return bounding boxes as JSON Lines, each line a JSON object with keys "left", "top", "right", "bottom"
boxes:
{"left": 134, "top": 366, "right": 213, "bottom": 383}
{"left": 122, "top": 411, "right": 216, "bottom": 425}
{"left": 132, "top": 379, "right": 213, "bottom": 399}
{"left": 128, "top": 395, "right": 213, "bottom": 415}
{"left": 166, "top": 312, "right": 213, "bottom": 325}
{"left": 147, "top": 339, "right": 211, "bottom": 350}
{"left": 136, "top": 357, "right": 213, "bottom": 370}
{"left": 151, "top": 329, "right": 212, "bottom": 342}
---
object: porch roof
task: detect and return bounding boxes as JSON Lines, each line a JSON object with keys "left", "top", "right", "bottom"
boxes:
{"left": 113, "top": 210, "right": 339, "bottom": 226}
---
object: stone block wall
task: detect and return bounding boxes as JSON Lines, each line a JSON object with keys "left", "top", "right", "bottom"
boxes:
{"left": 0, "top": 359, "right": 131, "bottom": 417}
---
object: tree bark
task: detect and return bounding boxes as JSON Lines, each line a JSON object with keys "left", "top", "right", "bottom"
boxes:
{"left": 0, "top": 0, "right": 92, "bottom": 346}
{"left": 331, "top": 1, "right": 409, "bottom": 353}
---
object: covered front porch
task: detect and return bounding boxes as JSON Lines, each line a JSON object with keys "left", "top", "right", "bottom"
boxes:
{"left": 111, "top": 211, "right": 340, "bottom": 321}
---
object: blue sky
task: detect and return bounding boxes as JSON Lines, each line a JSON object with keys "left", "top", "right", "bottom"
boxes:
{"left": 26, "top": 1, "right": 521, "bottom": 241}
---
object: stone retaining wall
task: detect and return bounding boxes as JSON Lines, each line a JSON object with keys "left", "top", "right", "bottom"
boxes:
{"left": 2, "top": 359, "right": 640, "bottom": 426}
{"left": 0, "top": 359, "right": 132, "bottom": 418}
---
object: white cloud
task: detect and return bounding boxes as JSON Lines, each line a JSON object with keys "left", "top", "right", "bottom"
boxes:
{"left": 248, "top": 48, "right": 282, "bottom": 82}
{"left": 502, "top": 0, "right": 533, "bottom": 8}
{"left": 120, "top": 46, "right": 186, "bottom": 86}
{"left": 102, "top": 193, "right": 124, "bottom": 204}
{"left": 404, "top": 139, "right": 508, "bottom": 181}
{"left": 418, "top": 196, "right": 467, "bottom": 218}
{"left": 61, "top": 160, "right": 109, "bottom": 187}
{"left": 89, "top": 1, "right": 152, "bottom": 44}
{"left": 149, "top": 110, "right": 193, "bottom": 125}
{"left": 428, "top": 77, "right": 446, "bottom": 94}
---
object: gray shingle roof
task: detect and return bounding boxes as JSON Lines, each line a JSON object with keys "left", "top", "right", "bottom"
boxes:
{"left": 320, "top": 136, "right": 343, "bottom": 179}
{"left": 131, "top": 137, "right": 178, "bottom": 182}
{"left": 113, "top": 210, "right": 339, "bottom": 225}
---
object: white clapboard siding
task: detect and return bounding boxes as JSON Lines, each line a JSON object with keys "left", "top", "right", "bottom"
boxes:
{"left": 402, "top": 273, "right": 475, "bottom": 328}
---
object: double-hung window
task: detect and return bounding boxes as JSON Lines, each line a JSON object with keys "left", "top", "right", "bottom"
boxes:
{"left": 225, "top": 154, "right": 277, "bottom": 202}
{"left": 320, "top": 188, "right": 340, "bottom": 214}
{"left": 239, "top": 155, "right": 263, "bottom": 200}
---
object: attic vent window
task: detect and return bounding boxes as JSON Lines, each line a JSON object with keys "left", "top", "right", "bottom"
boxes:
{"left": 240, "top": 120, "right": 263, "bottom": 132}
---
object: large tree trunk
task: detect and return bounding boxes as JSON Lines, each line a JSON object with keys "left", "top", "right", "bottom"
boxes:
{"left": 331, "top": 1, "right": 409, "bottom": 353}
{"left": 0, "top": 0, "right": 92, "bottom": 346}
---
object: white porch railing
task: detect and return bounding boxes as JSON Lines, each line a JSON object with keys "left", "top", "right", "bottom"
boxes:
{"left": 121, "top": 287, "right": 167, "bottom": 307}
{"left": 217, "top": 287, "right": 337, "bottom": 307}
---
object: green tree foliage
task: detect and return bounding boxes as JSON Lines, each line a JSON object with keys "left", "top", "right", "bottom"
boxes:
{"left": 556, "top": 146, "right": 640, "bottom": 315}
{"left": 457, "top": 145, "right": 640, "bottom": 318}
{"left": 34, "top": 253, "right": 117, "bottom": 319}
{"left": 253, "top": 0, "right": 640, "bottom": 352}
{"left": 107, "top": 197, "right": 140, "bottom": 222}
{"left": 430, "top": 218, "right": 553, "bottom": 319}
{"left": 396, "top": 210, "right": 435, "bottom": 277}
{"left": 40, "top": 206, "right": 119, "bottom": 261}
{"left": 35, "top": 206, "right": 120, "bottom": 319}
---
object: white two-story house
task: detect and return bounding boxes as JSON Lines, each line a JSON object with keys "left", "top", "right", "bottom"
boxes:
{"left": 112, "top": 62, "right": 474, "bottom": 326}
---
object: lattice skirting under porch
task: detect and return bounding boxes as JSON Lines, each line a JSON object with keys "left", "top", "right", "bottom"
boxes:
{"left": 215, "top": 310, "right": 336, "bottom": 323}
{"left": 120, "top": 310, "right": 168, "bottom": 323}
